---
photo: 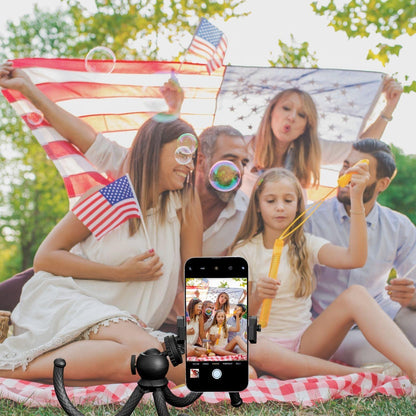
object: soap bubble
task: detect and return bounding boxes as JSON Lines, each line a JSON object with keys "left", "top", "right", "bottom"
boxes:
{"left": 209, "top": 160, "right": 241, "bottom": 192}
{"left": 175, "top": 146, "right": 193, "bottom": 165}
{"left": 85, "top": 47, "right": 116, "bottom": 74}
{"left": 153, "top": 113, "right": 179, "bottom": 123}
{"left": 26, "top": 109, "right": 44, "bottom": 127}
{"left": 177, "top": 133, "right": 198, "bottom": 154}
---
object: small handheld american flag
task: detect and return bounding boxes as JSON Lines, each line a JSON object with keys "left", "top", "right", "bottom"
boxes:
{"left": 71, "top": 174, "right": 148, "bottom": 242}
{"left": 188, "top": 18, "right": 228, "bottom": 74}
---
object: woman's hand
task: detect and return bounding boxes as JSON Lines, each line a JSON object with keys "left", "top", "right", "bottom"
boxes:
{"left": 0, "top": 61, "right": 32, "bottom": 92}
{"left": 255, "top": 276, "right": 280, "bottom": 301}
{"left": 117, "top": 250, "right": 164, "bottom": 282}
{"left": 382, "top": 76, "right": 403, "bottom": 116}
{"left": 160, "top": 78, "right": 184, "bottom": 115}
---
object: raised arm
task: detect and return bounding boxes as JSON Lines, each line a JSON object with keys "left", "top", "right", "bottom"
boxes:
{"left": 359, "top": 76, "right": 403, "bottom": 140}
{"left": 228, "top": 315, "right": 241, "bottom": 333}
{"left": 0, "top": 61, "right": 97, "bottom": 153}
{"left": 318, "top": 161, "right": 370, "bottom": 269}
{"left": 179, "top": 192, "right": 203, "bottom": 266}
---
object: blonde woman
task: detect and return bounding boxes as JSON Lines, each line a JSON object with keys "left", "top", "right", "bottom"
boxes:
{"left": 242, "top": 78, "right": 402, "bottom": 195}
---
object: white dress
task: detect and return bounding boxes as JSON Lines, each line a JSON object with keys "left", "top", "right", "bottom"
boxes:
{"left": 0, "top": 192, "right": 182, "bottom": 371}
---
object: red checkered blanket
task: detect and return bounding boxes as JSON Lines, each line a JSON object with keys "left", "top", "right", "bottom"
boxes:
{"left": 0, "top": 373, "right": 412, "bottom": 408}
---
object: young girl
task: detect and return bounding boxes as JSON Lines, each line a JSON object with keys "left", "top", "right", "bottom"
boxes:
{"left": 209, "top": 310, "right": 247, "bottom": 356}
{"left": 231, "top": 167, "right": 416, "bottom": 383}
{"left": 214, "top": 291, "right": 230, "bottom": 315}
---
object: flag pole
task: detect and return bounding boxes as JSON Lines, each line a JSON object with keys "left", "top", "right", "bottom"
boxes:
{"left": 125, "top": 173, "right": 152, "bottom": 250}
{"left": 174, "top": 18, "right": 203, "bottom": 76}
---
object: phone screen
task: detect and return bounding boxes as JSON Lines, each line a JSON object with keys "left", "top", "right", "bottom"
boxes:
{"left": 185, "top": 257, "right": 248, "bottom": 392}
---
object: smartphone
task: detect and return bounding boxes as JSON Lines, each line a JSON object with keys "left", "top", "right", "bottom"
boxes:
{"left": 184, "top": 256, "right": 249, "bottom": 392}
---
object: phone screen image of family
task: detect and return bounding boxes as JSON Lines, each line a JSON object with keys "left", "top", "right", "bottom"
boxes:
{"left": 185, "top": 257, "right": 248, "bottom": 392}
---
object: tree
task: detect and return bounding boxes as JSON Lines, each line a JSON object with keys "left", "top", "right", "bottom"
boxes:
{"left": 378, "top": 144, "right": 416, "bottom": 224}
{"left": 311, "top": 0, "right": 416, "bottom": 92}
{"left": 0, "top": 2, "right": 249, "bottom": 279}
{"left": 63, "top": 0, "right": 248, "bottom": 60}
{"left": 268, "top": 34, "right": 319, "bottom": 68}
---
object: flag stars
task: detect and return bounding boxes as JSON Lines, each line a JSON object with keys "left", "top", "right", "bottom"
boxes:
{"left": 229, "top": 106, "right": 235, "bottom": 112}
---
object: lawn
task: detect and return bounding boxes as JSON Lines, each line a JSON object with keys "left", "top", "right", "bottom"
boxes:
{"left": 1, "top": 396, "right": 415, "bottom": 415}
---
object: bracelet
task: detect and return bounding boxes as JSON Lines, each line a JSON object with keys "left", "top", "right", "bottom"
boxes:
{"left": 380, "top": 113, "right": 393, "bottom": 122}
{"left": 350, "top": 210, "right": 365, "bottom": 215}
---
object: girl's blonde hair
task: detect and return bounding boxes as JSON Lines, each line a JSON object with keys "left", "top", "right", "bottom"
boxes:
{"left": 213, "top": 310, "right": 229, "bottom": 339}
{"left": 214, "top": 291, "right": 230, "bottom": 315}
{"left": 231, "top": 168, "right": 314, "bottom": 298}
{"left": 128, "top": 117, "right": 197, "bottom": 235}
{"left": 251, "top": 88, "right": 321, "bottom": 188}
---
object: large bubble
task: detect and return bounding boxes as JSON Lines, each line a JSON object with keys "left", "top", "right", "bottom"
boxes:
{"left": 209, "top": 160, "right": 241, "bottom": 192}
{"left": 177, "top": 133, "right": 198, "bottom": 154}
{"left": 153, "top": 113, "right": 179, "bottom": 123}
{"left": 175, "top": 146, "right": 193, "bottom": 165}
{"left": 26, "top": 109, "right": 44, "bottom": 127}
{"left": 85, "top": 47, "right": 116, "bottom": 74}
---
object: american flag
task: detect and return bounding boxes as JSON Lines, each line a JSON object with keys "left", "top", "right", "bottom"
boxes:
{"left": 187, "top": 18, "right": 228, "bottom": 74}
{"left": 72, "top": 174, "right": 141, "bottom": 239}
{"left": 1, "top": 58, "right": 385, "bottom": 204}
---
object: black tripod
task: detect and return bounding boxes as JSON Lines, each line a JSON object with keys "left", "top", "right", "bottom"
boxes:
{"left": 53, "top": 317, "right": 260, "bottom": 415}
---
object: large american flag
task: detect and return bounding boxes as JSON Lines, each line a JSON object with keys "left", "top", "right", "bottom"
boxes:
{"left": 187, "top": 18, "right": 228, "bottom": 74}
{"left": 1, "top": 58, "right": 384, "bottom": 205}
{"left": 72, "top": 174, "right": 141, "bottom": 239}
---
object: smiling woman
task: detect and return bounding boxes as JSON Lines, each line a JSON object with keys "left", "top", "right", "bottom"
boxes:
{"left": 0, "top": 62, "right": 203, "bottom": 386}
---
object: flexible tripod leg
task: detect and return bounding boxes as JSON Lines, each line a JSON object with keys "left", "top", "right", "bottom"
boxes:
{"left": 153, "top": 388, "right": 171, "bottom": 416}
{"left": 229, "top": 392, "right": 243, "bottom": 407}
{"left": 161, "top": 385, "right": 202, "bottom": 407}
{"left": 53, "top": 358, "right": 146, "bottom": 416}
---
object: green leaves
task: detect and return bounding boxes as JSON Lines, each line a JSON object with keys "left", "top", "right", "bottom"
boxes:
{"left": 311, "top": 0, "right": 416, "bottom": 91}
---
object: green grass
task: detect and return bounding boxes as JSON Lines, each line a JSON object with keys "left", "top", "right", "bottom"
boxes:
{"left": 0, "top": 396, "right": 415, "bottom": 416}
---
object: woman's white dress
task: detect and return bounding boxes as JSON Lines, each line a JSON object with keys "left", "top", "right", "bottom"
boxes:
{"left": 0, "top": 192, "right": 182, "bottom": 370}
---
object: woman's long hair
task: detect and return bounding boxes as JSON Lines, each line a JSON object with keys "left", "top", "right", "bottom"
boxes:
{"left": 230, "top": 168, "right": 314, "bottom": 298}
{"left": 127, "top": 117, "right": 197, "bottom": 235}
{"left": 188, "top": 298, "right": 202, "bottom": 321}
{"left": 214, "top": 291, "right": 230, "bottom": 315}
{"left": 251, "top": 89, "right": 321, "bottom": 188}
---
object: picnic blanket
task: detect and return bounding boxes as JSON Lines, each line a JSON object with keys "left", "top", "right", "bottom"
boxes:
{"left": 0, "top": 373, "right": 412, "bottom": 408}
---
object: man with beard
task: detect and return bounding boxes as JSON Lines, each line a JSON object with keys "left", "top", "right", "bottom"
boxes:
{"left": 196, "top": 126, "right": 250, "bottom": 256}
{"left": 304, "top": 138, "right": 416, "bottom": 367}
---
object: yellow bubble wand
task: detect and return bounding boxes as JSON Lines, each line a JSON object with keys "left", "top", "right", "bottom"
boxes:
{"left": 258, "top": 159, "right": 369, "bottom": 328}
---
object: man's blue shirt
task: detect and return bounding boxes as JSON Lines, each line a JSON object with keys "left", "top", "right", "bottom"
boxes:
{"left": 304, "top": 197, "right": 416, "bottom": 319}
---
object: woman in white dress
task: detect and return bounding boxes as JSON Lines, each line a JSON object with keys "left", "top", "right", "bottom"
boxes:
{"left": 0, "top": 111, "right": 202, "bottom": 385}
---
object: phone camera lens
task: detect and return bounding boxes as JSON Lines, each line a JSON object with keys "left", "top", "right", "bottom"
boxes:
{"left": 228, "top": 266, "right": 233, "bottom": 271}
{"left": 214, "top": 266, "right": 219, "bottom": 270}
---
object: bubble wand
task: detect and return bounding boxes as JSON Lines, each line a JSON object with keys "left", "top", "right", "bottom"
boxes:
{"left": 258, "top": 159, "right": 369, "bottom": 328}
